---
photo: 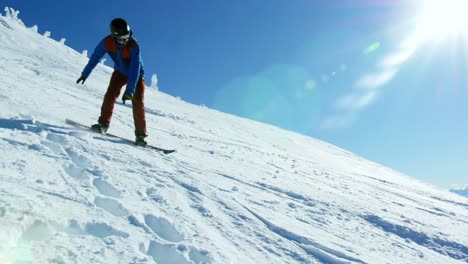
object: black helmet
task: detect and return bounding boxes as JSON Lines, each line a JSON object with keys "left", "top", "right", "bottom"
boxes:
{"left": 110, "top": 18, "right": 130, "bottom": 37}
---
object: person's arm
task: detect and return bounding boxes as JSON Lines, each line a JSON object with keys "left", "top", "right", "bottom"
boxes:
{"left": 81, "top": 38, "right": 107, "bottom": 78}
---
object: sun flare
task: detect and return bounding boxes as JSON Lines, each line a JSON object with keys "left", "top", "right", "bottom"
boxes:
{"left": 416, "top": 0, "right": 468, "bottom": 39}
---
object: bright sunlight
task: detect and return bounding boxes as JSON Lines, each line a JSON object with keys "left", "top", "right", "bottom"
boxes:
{"left": 416, "top": 0, "right": 468, "bottom": 39}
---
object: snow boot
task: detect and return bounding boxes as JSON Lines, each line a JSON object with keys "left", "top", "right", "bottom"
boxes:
{"left": 91, "top": 123, "right": 109, "bottom": 134}
{"left": 135, "top": 135, "right": 148, "bottom": 147}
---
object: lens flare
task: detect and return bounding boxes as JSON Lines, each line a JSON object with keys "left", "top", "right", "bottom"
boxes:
{"left": 0, "top": 240, "right": 33, "bottom": 264}
{"left": 363, "top": 42, "right": 381, "bottom": 55}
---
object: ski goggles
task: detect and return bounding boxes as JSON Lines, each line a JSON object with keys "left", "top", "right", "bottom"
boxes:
{"left": 113, "top": 33, "right": 130, "bottom": 44}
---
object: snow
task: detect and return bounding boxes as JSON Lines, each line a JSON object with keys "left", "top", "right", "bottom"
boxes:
{"left": 0, "top": 9, "right": 467, "bottom": 264}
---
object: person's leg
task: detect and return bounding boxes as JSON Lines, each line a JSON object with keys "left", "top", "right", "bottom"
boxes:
{"left": 132, "top": 77, "right": 147, "bottom": 137}
{"left": 98, "top": 71, "right": 127, "bottom": 125}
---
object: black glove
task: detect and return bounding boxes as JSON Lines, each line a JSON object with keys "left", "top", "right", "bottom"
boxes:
{"left": 76, "top": 76, "right": 86, "bottom": 84}
{"left": 122, "top": 92, "right": 133, "bottom": 104}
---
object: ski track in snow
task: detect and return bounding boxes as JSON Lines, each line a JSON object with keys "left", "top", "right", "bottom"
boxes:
{"left": 1, "top": 108, "right": 468, "bottom": 263}
{"left": 0, "top": 10, "right": 467, "bottom": 264}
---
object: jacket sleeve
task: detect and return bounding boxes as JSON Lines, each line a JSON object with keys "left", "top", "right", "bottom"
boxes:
{"left": 124, "top": 44, "right": 142, "bottom": 96}
{"left": 81, "top": 38, "right": 107, "bottom": 78}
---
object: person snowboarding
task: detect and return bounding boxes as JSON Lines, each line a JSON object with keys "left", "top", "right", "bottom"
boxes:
{"left": 76, "top": 18, "right": 147, "bottom": 146}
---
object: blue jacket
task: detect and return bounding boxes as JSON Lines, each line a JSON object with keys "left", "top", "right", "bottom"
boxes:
{"left": 81, "top": 34, "right": 145, "bottom": 96}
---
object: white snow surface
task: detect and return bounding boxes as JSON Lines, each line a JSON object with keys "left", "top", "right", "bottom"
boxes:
{"left": 0, "top": 11, "right": 467, "bottom": 264}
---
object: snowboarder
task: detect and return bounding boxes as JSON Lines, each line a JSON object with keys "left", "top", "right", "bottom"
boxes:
{"left": 76, "top": 18, "right": 147, "bottom": 146}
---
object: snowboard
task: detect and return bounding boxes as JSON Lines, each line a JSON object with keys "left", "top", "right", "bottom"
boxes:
{"left": 65, "top": 119, "right": 175, "bottom": 154}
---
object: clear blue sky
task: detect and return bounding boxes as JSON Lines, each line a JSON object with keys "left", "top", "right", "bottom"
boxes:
{"left": 3, "top": 0, "right": 467, "bottom": 189}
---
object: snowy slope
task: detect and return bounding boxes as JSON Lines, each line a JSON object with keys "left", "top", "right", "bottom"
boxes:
{"left": 0, "top": 9, "right": 467, "bottom": 264}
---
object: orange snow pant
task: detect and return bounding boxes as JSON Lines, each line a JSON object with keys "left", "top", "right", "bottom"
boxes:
{"left": 98, "top": 71, "right": 147, "bottom": 136}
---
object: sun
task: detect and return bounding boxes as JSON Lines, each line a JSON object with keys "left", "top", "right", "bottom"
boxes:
{"left": 416, "top": 0, "right": 468, "bottom": 40}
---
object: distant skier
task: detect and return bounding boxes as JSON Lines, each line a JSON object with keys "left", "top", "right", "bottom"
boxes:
{"left": 76, "top": 18, "right": 147, "bottom": 146}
